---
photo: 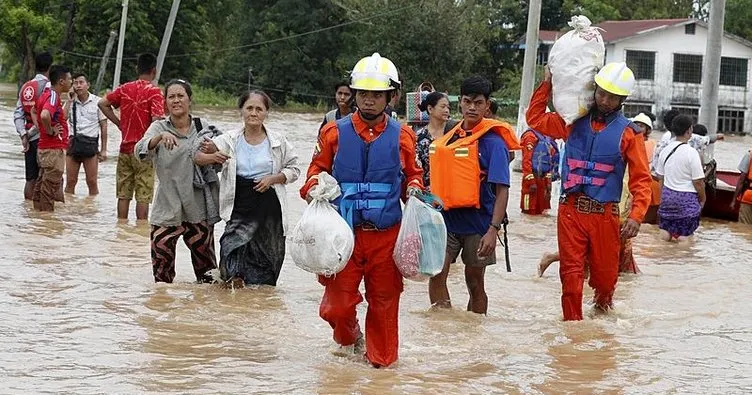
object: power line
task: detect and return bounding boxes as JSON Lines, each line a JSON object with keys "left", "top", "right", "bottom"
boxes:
{"left": 56, "top": 4, "right": 418, "bottom": 60}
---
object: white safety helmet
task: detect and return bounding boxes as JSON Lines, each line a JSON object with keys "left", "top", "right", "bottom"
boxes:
{"left": 632, "top": 113, "right": 653, "bottom": 129}
{"left": 350, "top": 53, "right": 401, "bottom": 92}
{"left": 594, "top": 62, "right": 635, "bottom": 97}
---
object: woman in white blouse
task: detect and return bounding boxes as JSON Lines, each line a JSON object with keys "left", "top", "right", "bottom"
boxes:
{"left": 197, "top": 90, "right": 299, "bottom": 287}
{"left": 654, "top": 114, "right": 706, "bottom": 241}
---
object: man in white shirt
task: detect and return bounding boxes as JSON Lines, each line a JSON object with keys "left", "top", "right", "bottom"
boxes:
{"left": 64, "top": 73, "right": 108, "bottom": 195}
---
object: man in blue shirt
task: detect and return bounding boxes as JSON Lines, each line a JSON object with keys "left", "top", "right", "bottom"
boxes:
{"left": 428, "top": 76, "right": 516, "bottom": 314}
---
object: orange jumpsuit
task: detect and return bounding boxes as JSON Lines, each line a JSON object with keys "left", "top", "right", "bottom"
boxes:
{"left": 526, "top": 81, "right": 651, "bottom": 321}
{"left": 520, "top": 130, "right": 553, "bottom": 215}
{"left": 644, "top": 138, "right": 661, "bottom": 224}
{"left": 300, "top": 112, "right": 423, "bottom": 367}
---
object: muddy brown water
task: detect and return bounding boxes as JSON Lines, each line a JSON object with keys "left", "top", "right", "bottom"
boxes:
{"left": 1, "top": 91, "right": 751, "bottom": 393}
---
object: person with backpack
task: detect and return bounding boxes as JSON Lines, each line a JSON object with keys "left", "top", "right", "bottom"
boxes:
{"left": 13, "top": 52, "right": 53, "bottom": 201}
{"left": 654, "top": 115, "right": 706, "bottom": 241}
{"left": 520, "top": 128, "right": 559, "bottom": 215}
{"left": 134, "top": 79, "right": 219, "bottom": 283}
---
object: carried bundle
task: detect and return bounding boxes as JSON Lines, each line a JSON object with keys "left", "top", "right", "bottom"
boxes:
{"left": 290, "top": 172, "right": 354, "bottom": 276}
{"left": 393, "top": 193, "right": 447, "bottom": 281}
{"left": 548, "top": 15, "right": 605, "bottom": 125}
{"left": 405, "top": 82, "right": 435, "bottom": 124}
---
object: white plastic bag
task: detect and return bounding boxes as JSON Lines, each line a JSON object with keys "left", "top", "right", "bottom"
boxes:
{"left": 290, "top": 172, "right": 354, "bottom": 276}
{"left": 393, "top": 196, "right": 447, "bottom": 281}
{"left": 548, "top": 15, "right": 605, "bottom": 125}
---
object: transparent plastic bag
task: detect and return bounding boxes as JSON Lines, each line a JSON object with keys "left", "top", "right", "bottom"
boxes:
{"left": 393, "top": 196, "right": 447, "bottom": 281}
{"left": 290, "top": 173, "right": 354, "bottom": 276}
{"left": 548, "top": 15, "right": 605, "bottom": 125}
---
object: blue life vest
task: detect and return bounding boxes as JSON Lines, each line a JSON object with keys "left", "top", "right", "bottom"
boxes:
{"left": 332, "top": 115, "right": 403, "bottom": 229}
{"left": 528, "top": 129, "right": 560, "bottom": 177}
{"left": 561, "top": 114, "right": 632, "bottom": 203}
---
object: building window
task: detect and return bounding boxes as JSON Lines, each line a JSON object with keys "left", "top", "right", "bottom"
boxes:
{"left": 673, "top": 54, "right": 703, "bottom": 83}
{"left": 625, "top": 50, "right": 655, "bottom": 80}
{"left": 537, "top": 45, "right": 549, "bottom": 65}
{"left": 718, "top": 109, "right": 744, "bottom": 134}
{"left": 685, "top": 23, "right": 695, "bottom": 35}
{"left": 623, "top": 103, "right": 653, "bottom": 118}
{"left": 672, "top": 106, "right": 699, "bottom": 123}
{"left": 719, "top": 57, "right": 748, "bottom": 87}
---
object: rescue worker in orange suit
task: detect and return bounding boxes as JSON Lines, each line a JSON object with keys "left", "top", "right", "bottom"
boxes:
{"left": 299, "top": 53, "right": 423, "bottom": 367}
{"left": 428, "top": 76, "right": 520, "bottom": 314}
{"left": 526, "top": 63, "right": 651, "bottom": 321}
{"left": 520, "top": 128, "right": 559, "bottom": 215}
{"left": 731, "top": 148, "right": 752, "bottom": 224}
{"left": 632, "top": 113, "right": 661, "bottom": 224}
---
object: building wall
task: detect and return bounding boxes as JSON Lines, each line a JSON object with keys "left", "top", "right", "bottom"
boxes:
{"left": 604, "top": 23, "right": 752, "bottom": 133}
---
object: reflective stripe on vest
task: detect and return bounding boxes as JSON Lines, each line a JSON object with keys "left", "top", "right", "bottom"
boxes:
{"left": 332, "top": 115, "right": 403, "bottom": 229}
{"left": 339, "top": 182, "right": 391, "bottom": 228}
{"left": 429, "top": 118, "right": 520, "bottom": 210}
{"left": 561, "top": 114, "right": 631, "bottom": 203}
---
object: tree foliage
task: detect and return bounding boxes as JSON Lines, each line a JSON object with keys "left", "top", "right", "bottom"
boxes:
{"left": 0, "top": 0, "right": 747, "bottom": 105}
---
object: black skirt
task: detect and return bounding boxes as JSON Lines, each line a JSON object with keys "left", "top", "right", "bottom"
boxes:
{"left": 219, "top": 177, "right": 285, "bottom": 286}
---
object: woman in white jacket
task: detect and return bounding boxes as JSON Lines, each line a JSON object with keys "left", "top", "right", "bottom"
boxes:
{"left": 197, "top": 90, "right": 299, "bottom": 286}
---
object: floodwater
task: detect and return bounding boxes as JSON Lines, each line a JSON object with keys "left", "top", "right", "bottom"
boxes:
{"left": 1, "top": 86, "right": 751, "bottom": 394}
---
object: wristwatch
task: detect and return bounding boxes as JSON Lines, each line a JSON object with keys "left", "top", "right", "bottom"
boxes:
{"left": 490, "top": 222, "right": 502, "bottom": 231}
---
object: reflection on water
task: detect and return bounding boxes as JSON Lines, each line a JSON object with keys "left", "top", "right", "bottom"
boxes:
{"left": 1, "top": 99, "right": 752, "bottom": 393}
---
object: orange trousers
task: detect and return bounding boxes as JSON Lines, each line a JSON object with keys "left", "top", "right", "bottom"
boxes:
{"left": 557, "top": 199, "right": 620, "bottom": 321}
{"left": 521, "top": 177, "right": 552, "bottom": 215}
{"left": 318, "top": 225, "right": 403, "bottom": 367}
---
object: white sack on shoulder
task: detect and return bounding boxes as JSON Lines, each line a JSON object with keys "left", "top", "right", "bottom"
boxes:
{"left": 548, "top": 15, "right": 605, "bottom": 125}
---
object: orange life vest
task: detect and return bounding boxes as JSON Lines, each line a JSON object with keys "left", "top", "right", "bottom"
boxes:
{"left": 429, "top": 118, "right": 521, "bottom": 209}
{"left": 742, "top": 150, "right": 752, "bottom": 204}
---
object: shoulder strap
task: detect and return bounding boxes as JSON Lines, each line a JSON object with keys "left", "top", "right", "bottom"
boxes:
{"left": 193, "top": 117, "right": 203, "bottom": 132}
{"left": 663, "top": 142, "right": 687, "bottom": 165}
{"left": 72, "top": 100, "right": 77, "bottom": 135}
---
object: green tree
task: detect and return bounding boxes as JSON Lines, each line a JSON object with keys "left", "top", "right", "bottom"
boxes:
{"left": 0, "top": 0, "right": 62, "bottom": 83}
{"left": 723, "top": 0, "right": 752, "bottom": 42}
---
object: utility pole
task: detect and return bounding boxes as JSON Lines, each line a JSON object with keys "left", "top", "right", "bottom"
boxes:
{"left": 513, "top": 0, "right": 542, "bottom": 170}
{"left": 699, "top": 0, "right": 725, "bottom": 145}
{"left": 95, "top": 31, "right": 117, "bottom": 94}
{"left": 155, "top": 0, "right": 181, "bottom": 83}
{"left": 112, "top": 0, "right": 129, "bottom": 89}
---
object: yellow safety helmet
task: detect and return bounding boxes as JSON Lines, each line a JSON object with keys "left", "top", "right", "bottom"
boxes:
{"left": 350, "top": 53, "right": 401, "bottom": 92}
{"left": 594, "top": 62, "right": 635, "bottom": 97}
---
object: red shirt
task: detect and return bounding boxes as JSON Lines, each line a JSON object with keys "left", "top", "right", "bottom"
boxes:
{"left": 300, "top": 112, "right": 424, "bottom": 199}
{"left": 525, "top": 81, "right": 652, "bottom": 222}
{"left": 106, "top": 79, "right": 164, "bottom": 153}
{"left": 36, "top": 89, "right": 69, "bottom": 150}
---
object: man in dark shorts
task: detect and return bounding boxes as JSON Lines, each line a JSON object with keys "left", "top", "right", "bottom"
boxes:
{"left": 13, "top": 52, "right": 53, "bottom": 200}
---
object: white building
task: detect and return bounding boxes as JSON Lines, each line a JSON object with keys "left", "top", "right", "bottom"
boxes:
{"left": 536, "top": 19, "right": 752, "bottom": 134}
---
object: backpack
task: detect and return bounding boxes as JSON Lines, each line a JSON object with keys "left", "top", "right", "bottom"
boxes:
{"left": 529, "top": 130, "right": 560, "bottom": 177}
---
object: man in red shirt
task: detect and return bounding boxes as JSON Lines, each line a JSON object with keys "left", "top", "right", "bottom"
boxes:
{"left": 99, "top": 53, "right": 164, "bottom": 220}
{"left": 300, "top": 53, "right": 423, "bottom": 368}
{"left": 33, "top": 65, "right": 72, "bottom": 211}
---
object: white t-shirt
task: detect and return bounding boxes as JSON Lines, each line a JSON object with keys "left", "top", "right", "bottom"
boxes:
{"left": 655, "top": 141, "right": 705, "bottom": 192}
{"left": 68, "top": 93, "right": 106, "bottom": 138}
